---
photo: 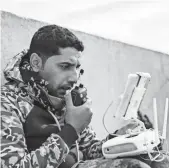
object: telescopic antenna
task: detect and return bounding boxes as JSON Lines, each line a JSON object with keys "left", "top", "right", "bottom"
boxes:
{"left": 153, "top": 98, "right": 159, "bottom": 143}
{"left": 161, "top": 98, "right": 169, "bottom": 140}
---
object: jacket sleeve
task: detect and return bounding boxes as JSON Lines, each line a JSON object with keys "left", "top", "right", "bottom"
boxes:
{"left": 1, "top": 95, "right": 78, "bottom": 168}
{"left": 78, "top": 126, "right": 108, "bottom": 160}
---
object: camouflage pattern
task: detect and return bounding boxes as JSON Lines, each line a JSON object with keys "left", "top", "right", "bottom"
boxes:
{"left": 75, "top": 158, "right": 151, "bottom": 168}
{"left": 1, "top": 75, "right": 69, "bottom": 167}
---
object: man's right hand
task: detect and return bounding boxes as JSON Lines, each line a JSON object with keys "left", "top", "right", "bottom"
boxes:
{"left": 64, "top": 91, "right": 93, "bottom": 135}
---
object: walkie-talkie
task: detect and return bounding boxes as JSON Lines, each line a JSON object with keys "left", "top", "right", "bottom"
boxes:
{"left": 71, "top": 84, "right": 87, "bottom": 106}
{"left": 71, "top": 69, "right": 87, "bottom": 106}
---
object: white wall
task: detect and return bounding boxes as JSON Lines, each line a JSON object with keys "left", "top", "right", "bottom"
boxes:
{"left": 1, "top": 11, "right": 169, "bottom": 143}
{"left": 2, "top": 0, "right": 169, "bottom": 54}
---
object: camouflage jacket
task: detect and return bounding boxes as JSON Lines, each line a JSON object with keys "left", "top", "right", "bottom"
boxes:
{"left": 0, "top": 50, "right": 104, "bottom": 168}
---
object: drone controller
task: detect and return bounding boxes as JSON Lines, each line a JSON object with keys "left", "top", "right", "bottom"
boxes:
{"left": 71, "top": 84, "right": 87, "bottom": 106}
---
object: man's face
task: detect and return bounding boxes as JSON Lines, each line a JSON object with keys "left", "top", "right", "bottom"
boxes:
{"left": 39, "top": 47, "right": 81, "bottom": 98}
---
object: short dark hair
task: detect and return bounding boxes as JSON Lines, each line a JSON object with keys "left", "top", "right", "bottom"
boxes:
{"left": 23, "top": 25, "right": 84, "bottom": 61}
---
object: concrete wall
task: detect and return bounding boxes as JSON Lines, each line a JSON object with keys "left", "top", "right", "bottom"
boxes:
{"left": 1, "top": 11, "right": 169, "bottom": 143}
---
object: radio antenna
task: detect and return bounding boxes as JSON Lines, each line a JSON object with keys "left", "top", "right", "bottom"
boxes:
{"left": 161, "top": 98, "right": 169, "bottom": 140}
{"left": 153, "top": 98, "right": 159, "bottom": 143}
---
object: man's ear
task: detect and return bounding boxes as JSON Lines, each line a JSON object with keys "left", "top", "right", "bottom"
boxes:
{"left": 30, "top": 53, "right": 43, "bottom": 72}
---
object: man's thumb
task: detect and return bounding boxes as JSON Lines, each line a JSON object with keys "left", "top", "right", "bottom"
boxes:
{"left": 64, "top": 91, "right": 73, "bottom": 107}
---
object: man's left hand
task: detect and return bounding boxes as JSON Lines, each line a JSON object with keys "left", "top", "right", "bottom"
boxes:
{"left": 116, "top": 118, "right": 146, "bottom": 135}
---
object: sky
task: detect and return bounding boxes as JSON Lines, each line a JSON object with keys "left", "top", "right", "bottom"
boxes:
{"left": 1, "top": 0, "right": 169, "bottom": 54}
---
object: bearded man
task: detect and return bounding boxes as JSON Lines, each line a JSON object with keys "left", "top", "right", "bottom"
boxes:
{"left": 1, "top": 24, "right": 168, "bottom": 168}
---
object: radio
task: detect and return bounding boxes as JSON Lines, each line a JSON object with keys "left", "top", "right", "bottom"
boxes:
{"left": 71, "top": 69, "right": 87, "bottom": 106}
{"left": 71, "top": 84, "right": 87, "bottom": 106}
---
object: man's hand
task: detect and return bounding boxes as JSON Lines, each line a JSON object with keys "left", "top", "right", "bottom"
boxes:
{"left": 116, "top": 118, "right": 146, "bottom": 135}
{"left": 64, "top": 91, "right": 93, "bottom": 134}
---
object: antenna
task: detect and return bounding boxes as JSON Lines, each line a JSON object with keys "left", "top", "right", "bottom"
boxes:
{"left": 153, "top": 98, "right": 159, "bottom": 143}
{"left": 161, "top": 98, "right": 169, "bottom": 140}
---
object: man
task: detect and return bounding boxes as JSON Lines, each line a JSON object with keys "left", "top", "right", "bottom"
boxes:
{"left": 1, "top": 25, "right": 167, "bottom": 168}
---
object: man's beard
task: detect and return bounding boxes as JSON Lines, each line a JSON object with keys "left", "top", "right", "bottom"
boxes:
{"left": 47, "top": 87, "right": 64, "bottom": 98}
{"left": 46, "top": 85, "right": 67, "bottom": 109}
{"left": 47, "top": 85, "right": 71, "bottom": 99}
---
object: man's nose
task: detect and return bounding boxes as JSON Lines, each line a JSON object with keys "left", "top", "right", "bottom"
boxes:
{"left": 68, "top": 71, "right": 78, "bottom": 85}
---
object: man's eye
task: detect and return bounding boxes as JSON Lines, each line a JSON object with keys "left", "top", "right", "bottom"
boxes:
{"left": 61, "top": 64, "right": 69, "bottom": 69}
{"left": 76, "top": 65, "right": 80, "bottom": 70}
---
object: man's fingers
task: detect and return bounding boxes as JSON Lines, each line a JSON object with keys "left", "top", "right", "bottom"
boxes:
{"left": 64, "top": 91, "right": 73, "bottom": 107}
{"left": 83, "top": 99, "right": 93, "bottom": 115}
{"left": 127, "top": 123, "right": 138, "bottom": 129}
{"left": 125, "top": 119, "right": 146, "bottom": 134}
{"left": 133, "top": 118, "right": 146, "bottom": 129}
{"left": 84, "top": 98, "right": 92, "bottom": 107}
{"left": 128, "top": 119, "right": 145, "bottom": 129}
